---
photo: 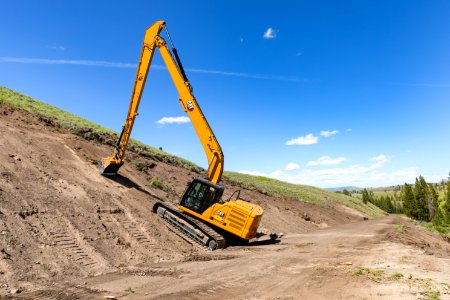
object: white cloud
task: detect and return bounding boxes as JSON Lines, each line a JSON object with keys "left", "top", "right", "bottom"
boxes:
{"left": 238, "top": 164, "right": 419, "bottom": 189}
{"left": 345, "top": 128, "right": 352, "bottom": 132}
{"left": 238, "top": 153, "right": 419, "bottom": 188}
{"left": 156, "top": 116, "right": 190, "bottom": 125}
{"left": 263, "top": 27, "right": 277, "bottom": 39}
{"left": 369, "top": 154, "right": 390, "bottom": 169}
{"left": 391, "top": 167, "right": 417, "bottom": 177}
{"left": 285, "top": 163, "right": 300, "bottom": 171}
{"left": 239, "top": 169, "right": 284, "bottom": 178}
{"left": 370, "top": 154, "right": 389, "bottom": 163}
{"left": 285, "top": 133, "right": 318, "bottom": 145}
{"left": 238, "top": 170, "right": 267, "bottom": 177}
{"left": 48, "top": 44, "right": 65, "bottom": 51}
{"left": 307, "top": 156, "right": 347, "bottom": 166}
{"left": 320, "top": 130, "right": 339, "bottom": 137}
{"left": 271, "top": 170, "right": 284, "bottom": 177}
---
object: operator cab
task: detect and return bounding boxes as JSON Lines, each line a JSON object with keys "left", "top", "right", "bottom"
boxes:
{"left": 180, "top": 177, "right": 224, "bottom": 214}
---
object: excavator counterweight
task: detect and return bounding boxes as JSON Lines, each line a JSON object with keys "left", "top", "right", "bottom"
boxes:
{"left": 99, "top": 21, "right": 264, "bottom": 249}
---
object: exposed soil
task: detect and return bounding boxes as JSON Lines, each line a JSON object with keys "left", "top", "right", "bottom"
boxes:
{"left": 0, "top": 104, "right": 449, "bottom": 299}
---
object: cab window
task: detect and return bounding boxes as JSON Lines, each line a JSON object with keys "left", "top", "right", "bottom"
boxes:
{"left": 182, "top": 182, "right": 217, "bottom": 214}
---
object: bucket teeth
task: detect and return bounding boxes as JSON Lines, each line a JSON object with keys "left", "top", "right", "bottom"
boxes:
{"left": 98, "top": 157, "right": 123, "bottom": 176}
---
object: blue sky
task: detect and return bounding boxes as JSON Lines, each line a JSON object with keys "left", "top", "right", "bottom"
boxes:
{"left": 1, "top": 1, "right": 449, "bottom": 188}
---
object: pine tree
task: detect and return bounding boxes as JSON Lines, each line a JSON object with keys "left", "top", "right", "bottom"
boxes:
{"left": 402, "top": 183, "right": 415, "bottom": 218}
{"left": 362, "top": 189, "right": 369, "bottom": 204}
{"left": 443, "top": 181, "right": 450, "bottom": 224}
{"left": 386, "top": 196, "right": 395, "bottom": 213}
{"left": 379, "top": 195, "right": 385, "bottom": 211}
{"left": 428, "top": 184, "right": 439, "bottom": 221}
{"left": 433, "top": 206, "right": 445, "bottom": 228}
{"left": 414, "top": 176, "right": 430, "bottom": 221}
{"left": 369, "top": 191, "right": 375, "bottom": 203}
{"left": 395, "top": 199, "right": 403, "bottom": 214}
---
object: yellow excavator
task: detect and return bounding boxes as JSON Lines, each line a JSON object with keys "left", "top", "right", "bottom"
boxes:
{"left": 98, "top": 21, "right": 263, "bottom": 249}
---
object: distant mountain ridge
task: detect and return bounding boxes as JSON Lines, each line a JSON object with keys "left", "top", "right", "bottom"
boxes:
{"left": 325, "top": 186, "right": 360, "bottom": 192}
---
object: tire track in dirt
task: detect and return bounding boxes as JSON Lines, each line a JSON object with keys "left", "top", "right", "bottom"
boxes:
{"left": 6, "top": 285, "right": 104, "bottom": 300}
{"left": 111, "top": 214, "right": 155, "bottom": 247}
{"left": 50, "top": 230, "right": 98, "bottom": 269}
{"left": 49, "top": 213, "right": 109, "bottom": 272}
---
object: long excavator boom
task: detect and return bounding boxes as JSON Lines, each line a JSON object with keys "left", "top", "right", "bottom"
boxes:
{"left": 99, "top": 21, "right": 223, "bottom": 184}
{"left": 99, "top": 21, "right": 264, "bottom": 250}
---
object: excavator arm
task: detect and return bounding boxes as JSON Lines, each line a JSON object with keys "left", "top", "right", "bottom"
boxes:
{"left": 100, "top": 21, "right": 263, "bottom": 249}
{"left": 99, "top": 21, "right": 224, "bottom": 184}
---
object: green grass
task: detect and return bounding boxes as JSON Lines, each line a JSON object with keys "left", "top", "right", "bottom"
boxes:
{"left": 350, "top": 268, "right": 385, "bottom": 282}
{"left": 421, "top": 222, "right": 450, "bottom": 238}
{"left": 351, "top": 268, "right": 366, "bottom": 276}
{"left": 388, "top": 272, "right": 404, "bottom": 280}
{"left": 0, "top": 86, "right": 110, "bottom": 132}
{"left": 1, "top": 86, "right": 386, "bottom": 217}
{"left": 424, "top": 290, "right": 441, "bottom": 300}
{"left": 394, "top": 224, "right": 405, "bottom": 233}
{"left": 224, "top": 172, "right": 385, "bottom": 217}
{"left": 149, "top": 176, "right": 164, "bottom": 190}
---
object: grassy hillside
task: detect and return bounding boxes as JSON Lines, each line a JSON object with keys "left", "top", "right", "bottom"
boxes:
{"left": 0, "top": 86, "right": 385, "bottom": 217}
{"left": 0, "top": 86, "right": 111, "bottom": 132}
{"left": 0, "top": 86, "right": 199, "bottom": 172}
{"left": 224, "top": 172, "right": 384, "bottom": 217}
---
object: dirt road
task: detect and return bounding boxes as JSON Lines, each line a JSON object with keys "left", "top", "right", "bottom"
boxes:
{"left": 78, "top": 215, "right": 448, "bottom": 300}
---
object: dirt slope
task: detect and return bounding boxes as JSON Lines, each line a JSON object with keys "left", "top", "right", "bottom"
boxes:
{"left": 1, "top": 104, "right": 449, "bottom": 299}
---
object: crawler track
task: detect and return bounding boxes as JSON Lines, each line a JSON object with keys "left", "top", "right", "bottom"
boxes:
{"left": 153, "top": 202, "right": 226, "bottom": 250}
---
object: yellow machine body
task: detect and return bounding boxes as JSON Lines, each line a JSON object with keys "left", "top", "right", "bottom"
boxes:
{"left": 99, "top": 21, "right": 264, "bottom": 244}
{"left": 180, "top": 200, "right": 263, "bottom": 240}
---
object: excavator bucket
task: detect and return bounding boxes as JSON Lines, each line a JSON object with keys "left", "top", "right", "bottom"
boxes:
{"left": 98, "top": 156, "right": 123, "bottom": 176}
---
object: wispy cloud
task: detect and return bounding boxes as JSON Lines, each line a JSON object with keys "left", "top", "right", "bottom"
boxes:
{"left": 307, "top": 156, "right": 347, "bottom": 166}
{"left": 0, "top": 56, "right": 304, "bottom": 82}
{"left": 369, "top": 154, "right": 390, "bottom": 169}
{"left": 285, "top": 133, "right": 318, "bottom": 145}
{"left": 48, "top": 45, "right": 66, "bottom": 51}
{"left": 285, "top": 163, "right": 300, "bottom": 171}
{"left": 263, "top": 27, "right": 277, "bottom": 39}
{"left": 156, "top": 116, "right": 190, "bottom": 125}
{"left": 370, "top": 154, "right": 389, "bottom": 163}
{"left": 320, "top": 130, "right": 339, "bottom": 137}
{"left": 401, "top": 83, "right": 450, "bottom": 88}
{"left": 185, "top": 67, "right": 302, "bottom": 82}
{"left": 0, "top": 57, "right": 138, "bottom": 68}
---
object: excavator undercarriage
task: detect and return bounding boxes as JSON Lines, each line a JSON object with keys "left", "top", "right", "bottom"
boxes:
{"left": 153, "top": 202, "right": 226, "bottom": 250}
